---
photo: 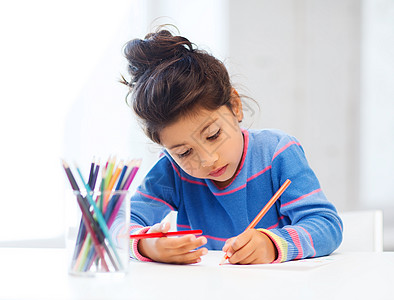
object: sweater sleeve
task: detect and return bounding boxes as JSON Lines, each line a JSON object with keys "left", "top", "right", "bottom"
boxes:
{"left": 128, "top": 156, "right": 179, "bottom": 260}
{"left": 262, "top": 134, "right": 343, "bottom": 263}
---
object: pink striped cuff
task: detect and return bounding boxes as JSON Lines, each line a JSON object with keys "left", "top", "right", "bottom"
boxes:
{"left": 284, "top": 227, "right": 303, "bottom": 259}
{"left": 130, "top": 227, "right": 154, "bottom": 262}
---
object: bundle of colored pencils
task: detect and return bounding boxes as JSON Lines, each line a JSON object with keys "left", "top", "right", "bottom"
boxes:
{"left": 62, "top": 157, "right": 141, "bottom": 273}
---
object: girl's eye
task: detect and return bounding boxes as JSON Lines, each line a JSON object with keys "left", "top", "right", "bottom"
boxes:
{"left": 178, "top": 148, "right": 192, "bottom": 158}
{"left": 207, "top": 129, "right": 221, "bottom": 141}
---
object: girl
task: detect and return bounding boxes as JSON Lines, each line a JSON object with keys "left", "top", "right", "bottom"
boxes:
{"left": 118, "top": 28, "right": 343, "bottom": 265}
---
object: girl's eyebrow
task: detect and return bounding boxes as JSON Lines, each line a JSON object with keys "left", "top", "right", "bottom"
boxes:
{"left": 168, "top": 118, "right": 219, "bottom": 150}
{"left": 169, "top": 143, "right": 186, "bottom": 150}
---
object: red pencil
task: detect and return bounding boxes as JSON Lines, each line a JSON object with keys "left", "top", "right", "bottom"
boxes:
{"left": 220, "top": 179, "right": 292, "bottom": 265}
{"left": 130, "top": 230, "right": 203, "bottom": 239}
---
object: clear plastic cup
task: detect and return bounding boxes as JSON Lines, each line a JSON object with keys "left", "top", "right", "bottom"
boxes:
{"left": 66, "top": 190, "right": 130, "bottom": 276}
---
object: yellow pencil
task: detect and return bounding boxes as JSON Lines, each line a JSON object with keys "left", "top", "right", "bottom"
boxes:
{"left": 103, "top": 160, "right": 124, "bottom": 211}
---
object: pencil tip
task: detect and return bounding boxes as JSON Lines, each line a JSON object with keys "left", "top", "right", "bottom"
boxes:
{"left": 62, "top": 159, "right": 69, "bottom": 168}
{"left": 219, "top": 257, "right": 226, "bottom": 265}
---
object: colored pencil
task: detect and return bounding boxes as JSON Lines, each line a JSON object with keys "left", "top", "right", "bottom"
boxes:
{"left": 104, "top": 156, "right": 116, "bottom": 190}
{"left": 75, "top": 164, "right": 123, "bottom": 270}
{"left": 107, "top": 161, "right": 141, "bottom": 228}
{"left": 115, "top": 163, "right": 128, "bottom": 190}
{"left": 103, "top": 162, "right": 129, "bottom": 222}
{"left": 103, "top": 160, "right": 124, "bottom": 212}
{"left": 85, "top": 160, "right": 127, "bottom": 270}
{"left": 107, "top": 160, "right": 124, "bottom": 192}
{"left": 220, "top": 179, "right": 292, "bottom": 265}
{"left": 91, "top": 160, "right": 100, "bottom": 190}
{"left": 120, "top": 159, "right": 135, "bottom": 189}
{"left": 84, "top": 159, "right": 132, "bottom": 271}
{"left": 84, "top": 159, "right": 134, "bottom": 271}
{"left": 61, "top": 160, "right": 110, "bottom": 271}
{"left": 69, "top": 162, "right": 119, "bottom": 270}
{"left": 99, "top": 167, "right": 106, "bottom": 211}
{"left": 74, "top": 158, "right": 100, "bottom": 255}
{"left": 130, "top": 230, "right": 203, "bottom": 239}
{"left": 88, "top": 158, "right": 95, "bottom": 188}
{"left": 63, "top": 160, "right": 95, "bottom": 258}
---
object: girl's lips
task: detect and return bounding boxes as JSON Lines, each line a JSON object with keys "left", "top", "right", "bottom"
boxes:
{"left": 209, "top": 165, "right": 228, "bottom": 177}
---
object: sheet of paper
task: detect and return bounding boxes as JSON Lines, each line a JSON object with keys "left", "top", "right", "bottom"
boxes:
{"left": 198, "top": 251, "right": 342, "bottom": 270}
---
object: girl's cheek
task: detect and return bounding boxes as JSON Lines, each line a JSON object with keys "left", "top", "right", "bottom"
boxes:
{"left": 180, "top": 161, "right": 201, "bottom": 177}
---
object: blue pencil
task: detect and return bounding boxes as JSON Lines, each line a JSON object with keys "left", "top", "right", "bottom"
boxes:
{"left": 91, "top": 161, "right": 100, "bottom": 190}
{"left": 87, "top": 158, "right": 95, "bottom": 187}
{"left": 103, "top": 163, "right": 128, "bottom": 221}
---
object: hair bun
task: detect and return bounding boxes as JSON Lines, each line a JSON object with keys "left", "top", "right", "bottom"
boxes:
{"left": 123, "top": 30, "right": 194, "bottom": 85}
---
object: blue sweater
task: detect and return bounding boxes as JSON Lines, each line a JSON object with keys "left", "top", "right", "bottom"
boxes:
{"left": 126, "top": 129, "right": 343, "bottom": 262}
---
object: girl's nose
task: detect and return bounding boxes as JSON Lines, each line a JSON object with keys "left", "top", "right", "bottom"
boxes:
{"left": 200, "top": 152, "right": 219, "bottom": 167}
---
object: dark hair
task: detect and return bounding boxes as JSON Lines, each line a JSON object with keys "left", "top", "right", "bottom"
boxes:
{"left": 121, "top": 29, "right": 233, "bottom": 144}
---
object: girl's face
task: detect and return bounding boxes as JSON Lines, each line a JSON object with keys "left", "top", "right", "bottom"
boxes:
{"left": 160, "top": 93, "right": 244, "bottom": 188}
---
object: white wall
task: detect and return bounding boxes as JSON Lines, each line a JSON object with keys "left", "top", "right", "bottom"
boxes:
{"left": 360, "top": 0, "right": 394, "bottom": 207}
{"left": 360, "top": 0, "right": 394, "bottom": 249}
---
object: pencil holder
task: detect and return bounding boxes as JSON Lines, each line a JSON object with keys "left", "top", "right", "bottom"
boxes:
{"left": 67, "top": 189, "right": 131, "bottom": 276}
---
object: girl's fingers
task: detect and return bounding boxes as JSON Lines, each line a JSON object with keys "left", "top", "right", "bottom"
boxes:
{"left": 227, "top": 241, "right": 250, "bottom": 264}
{"left": 222, "top": 237, "right": 235, "bottom": 252}
{"left": 226, "top": 230, "right": 276, "bottom": 264}
{"left": 160, "top": 222, "right": 171, "bottom": 233}
{"left": 230, "top": 230, "right": 253, "bottom": 251}
{"left": 229, "top": 245, "right": 255, "bottom": 264}
{"left": 224, "top": 231, "right": 252, "bottom": 259}
{"left": 141, "top": 226, "right": 208, "bottom": 264}
{"left": 181, "top": 236, "right": 207, "bottom": 250}
{"left": 161, "top": 235, "right": 207, "bottom": 251}
{"left": 147, "top": 222, "right": 170, "bottom": 234}
{"left": 146, "top": 223, "right": 161, "bottom": 233}
{"left": 169, "top": 247, "right": 208, "bottom": 264}
{"left": 160, "top": 236, "right": 207, "bottom": 257}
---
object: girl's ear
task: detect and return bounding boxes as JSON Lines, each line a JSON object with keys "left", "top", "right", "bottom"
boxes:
{"left": 230, "top": 88, "right": 244, "bottom": 122}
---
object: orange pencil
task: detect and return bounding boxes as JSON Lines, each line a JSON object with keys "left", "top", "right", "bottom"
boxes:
{"left": 107, "top": 160, "right": 123, "bottom": 191}
{"left": 103, "top": 160, "right": 124, "bottom": 212}
{"left": 220, "top": 179, "right": 291, "bottom": 265}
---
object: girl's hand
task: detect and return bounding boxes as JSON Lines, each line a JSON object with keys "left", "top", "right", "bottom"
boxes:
{"left": 137, "top": 222, "right": 208, "bottom": 264}
{"left": 222, "top": 229, "right": 277, "bottom": 264}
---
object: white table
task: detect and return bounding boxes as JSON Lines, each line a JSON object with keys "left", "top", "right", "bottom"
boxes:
{"left": 1, "top": 248, "right": 393, "bottom": 300}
